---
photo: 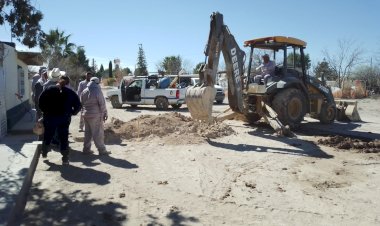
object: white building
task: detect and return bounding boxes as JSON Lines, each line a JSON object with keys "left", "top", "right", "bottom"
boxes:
{"left": 0, "top": 41, "right": 43, "bottom": 138}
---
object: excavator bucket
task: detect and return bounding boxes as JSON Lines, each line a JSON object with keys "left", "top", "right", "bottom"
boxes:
{"left": 335, "top": 99, "right": 361, "bottom": 121}
{"left": 186, "top": 86, "right": 217, "bottom": 122}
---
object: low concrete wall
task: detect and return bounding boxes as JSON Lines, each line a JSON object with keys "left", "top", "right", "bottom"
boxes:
{"left": 6, "top": 141, "right": 41, "bottom": 226}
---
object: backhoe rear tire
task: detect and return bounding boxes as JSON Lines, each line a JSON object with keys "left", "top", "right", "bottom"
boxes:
{"left": 155, "top": 97, "right": 169, "bottom": 110}
{"left": 111, "top": 96, "right": 122, "bottom": 109}
{"left": 319, "top": 102, "right": 336, "bottom": 124}
{"left": 272, "top": 88, "right": 306, "bottom": 130}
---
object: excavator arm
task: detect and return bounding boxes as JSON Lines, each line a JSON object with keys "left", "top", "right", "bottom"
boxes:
{"left": 186, "top": 12, "right": 245, "bottom": 121}
{"left": 186, "top": 12, "right": 290, "bottom": 135}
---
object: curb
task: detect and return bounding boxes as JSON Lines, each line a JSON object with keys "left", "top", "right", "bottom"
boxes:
{"left": 7, "top": 142, "right": 41, "bottom": 226}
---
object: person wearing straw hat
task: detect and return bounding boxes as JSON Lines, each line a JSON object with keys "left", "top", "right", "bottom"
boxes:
{"left": 38, "top": 74, "right": 81, "bottom": 165}
{"left": 80, "top": 77, "right": 110, "bottom": 156}
{"left": 43, "top": 68, "right": 66, "bottom": 90}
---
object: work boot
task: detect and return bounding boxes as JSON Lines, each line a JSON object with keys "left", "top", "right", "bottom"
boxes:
{"left": 83, "top": 150, "right": 94, "bottom": 155}
{"left": 62, "top": 156, "right": 69, "bottom": 165}
{"left": 41, "top": 144, "right": 50, "bottom": 158}
{"left": 99, "top": 150, "right": 111, "bottom": 156}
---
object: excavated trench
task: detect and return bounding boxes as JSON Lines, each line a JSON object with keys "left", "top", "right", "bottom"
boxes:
{"left": 317, "top": 135, "right": 380, "bottom": 153}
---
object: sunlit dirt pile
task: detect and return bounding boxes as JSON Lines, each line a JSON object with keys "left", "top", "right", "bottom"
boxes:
{"left": 104, "top": 112, "right": 235, "bottom": 145}
{"left": 318, "top": 135, "right": 380, "bottom": 153}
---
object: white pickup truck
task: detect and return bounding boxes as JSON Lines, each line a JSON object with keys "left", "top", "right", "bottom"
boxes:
{"left": 106, "top": 77, "right": 186, "bottom": 109}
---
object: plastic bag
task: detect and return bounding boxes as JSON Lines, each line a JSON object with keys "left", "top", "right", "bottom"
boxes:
{"left": 33, "top": 118, "right": 44, "bottom": 135}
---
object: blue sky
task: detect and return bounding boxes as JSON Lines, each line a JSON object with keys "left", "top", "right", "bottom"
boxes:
{"left": 1, "top": 0, "right": 379, "bottom": 72}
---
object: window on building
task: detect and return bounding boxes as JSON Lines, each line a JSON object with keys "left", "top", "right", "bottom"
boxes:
{"left": 17, "top": 65, "right": 25, "bottom": 96}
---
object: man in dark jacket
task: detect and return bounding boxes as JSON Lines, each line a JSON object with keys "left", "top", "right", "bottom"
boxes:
{"left": 39, "top": 75, "right": 81, "bottom": 165}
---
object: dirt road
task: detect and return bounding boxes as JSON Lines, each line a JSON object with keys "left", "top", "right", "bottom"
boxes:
{"left": 22, "top": 95, "right": 380, "bottom": 226}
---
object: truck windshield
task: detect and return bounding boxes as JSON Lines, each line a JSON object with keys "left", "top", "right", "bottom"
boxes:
{"left": 129, "top": 80, "right": 142, "bottom": 88}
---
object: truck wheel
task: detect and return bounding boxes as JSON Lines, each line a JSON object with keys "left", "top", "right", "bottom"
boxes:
{"left": 272, "top": 88, "right": 306, "bottom": 129}
{"left": 319, "top": 102, "right": 336, "bottom": 124}
{"left": 155, "top": 97, "right": 169, "bottom": 110}
{"left": 111, "top": 96, "right": 122, "bottom": 108}
{"left": 244, "top": 112, "right": 261, "bottom": 124}
{"left": 130, "top": 104, "right": 138, "bottom": 108}
{"left": 171, "top": 104, "right": 182, "bottom": 109}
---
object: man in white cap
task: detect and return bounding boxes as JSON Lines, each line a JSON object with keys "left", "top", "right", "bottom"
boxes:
{"left": 80, "top": 76, "right": 110, "bottom": 155}
{"left": 77, "top": 71, "right": 93, "bottom": 132}
{"left": 254, "top": 54, "right": 275, "bottom": 85}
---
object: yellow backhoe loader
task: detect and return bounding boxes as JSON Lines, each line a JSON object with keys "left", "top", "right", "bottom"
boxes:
{"left": 186, "top": 12, "right": 360, "bottom": 134}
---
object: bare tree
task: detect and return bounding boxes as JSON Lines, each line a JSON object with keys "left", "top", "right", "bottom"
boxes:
{"left": 182, "top": 59, "right": 194, "bottom": 74}
{"left": 322, "top": 39, "right": 363, "bottom": 88}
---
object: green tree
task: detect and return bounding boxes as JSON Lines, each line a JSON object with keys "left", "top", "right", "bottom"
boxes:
{"left": 39, "top": 28, "right": 76, "bottom": 68}
{"left": 109, "top": 61, "right": 113, "bottom": 78}
{"left": 135, "top": 44, "right": 148, "bottom": 76}
{"left": 62, "top": 46, "right": 90, "bottom": 88}
{"left": 96, "top": 64, "right": 104, "bottom": 78}
{"left": 193, "top": 62, "right": 203, "bottom": 74}
{"left": 91, "top": 58, "right": 97, "bottom": 72}
{"left": 122, "top": 67, "right": 132, "bottom": 76}
{"left": 159, "top": 55, "right": 182, "bottom": 75}
{"left": 287, "top": 52, "right": 311, "bottom": 71}
{"left": 0, "top": 0, "right": 43, "bottom": 48}
{"left": 73, "top": 46, "right": 90, "bottom": 71}
{"left": 313, "top": 59, "right": 337, "bottom": 81}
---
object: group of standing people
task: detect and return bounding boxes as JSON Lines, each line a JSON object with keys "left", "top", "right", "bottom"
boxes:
{"left": 32, "top": 68, "right": 109, "bottom": 165}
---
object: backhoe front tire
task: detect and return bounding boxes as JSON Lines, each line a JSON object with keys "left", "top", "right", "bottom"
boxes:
{"left": 110, "top": 96, "right": 122, "bottom": 109}
{"left": 272, "top": 88, "right": 306, "bottom": 130}
{"left": 319, "top": 102, "right": 336, "bottom": 124}
{"left": 155, "top": 97, "right": 169, "bottom": 110}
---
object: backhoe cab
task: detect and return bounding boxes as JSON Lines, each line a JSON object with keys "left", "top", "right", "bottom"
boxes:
{"left": 243, "top": 36, "right": 337, "bottom": 129}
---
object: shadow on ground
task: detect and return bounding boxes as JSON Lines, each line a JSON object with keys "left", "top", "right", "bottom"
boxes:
{"left": 43, "top": 160, "right": 111, "bottom": 185}
{"left": 300, "top": 121, "right": 380, "bottom": 141}
{"left": 22, "top": 182, "right": 127, "bottom": 226}
{"left": 0, "top": 169, "right": 27, "bottom": 224}
{"left": 207, "top": 124, "right": 333, "bottom": 159}
{"left": 145, "top": 210, "right": 199, "bottom": 226}
{"left": 67, "top": 148, "right": 139, "bottom": 169}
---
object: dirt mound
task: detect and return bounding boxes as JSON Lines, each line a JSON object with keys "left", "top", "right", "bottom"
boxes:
{"left": 104, "top": 112, "right": 235, "bottom": 145}
{"left": 317, "top": 135, "right": 380, "bottom": 153}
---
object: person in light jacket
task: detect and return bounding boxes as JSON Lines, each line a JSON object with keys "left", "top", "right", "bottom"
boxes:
{"left": 77, "top": 72, "right": 92, "bottom": 132}
{"left": 80, "top": 77, "right": 110, "bottom": 155}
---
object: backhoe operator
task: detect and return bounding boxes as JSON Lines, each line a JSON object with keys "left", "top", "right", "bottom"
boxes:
{"left": 254, "top": 54, "right": 275, "bottom": 85}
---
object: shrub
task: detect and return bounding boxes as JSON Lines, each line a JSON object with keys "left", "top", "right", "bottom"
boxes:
{"left": 102, "top": 78, "right": 116, "bottom": 86}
